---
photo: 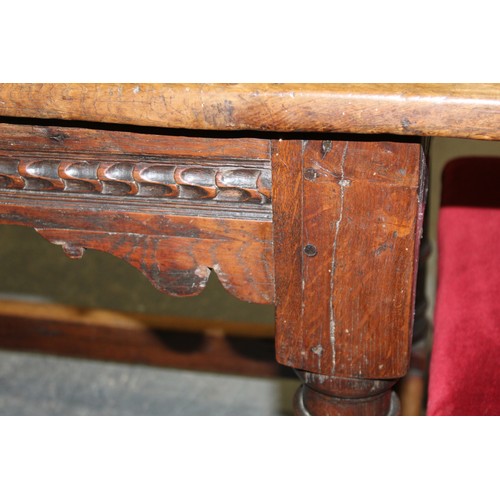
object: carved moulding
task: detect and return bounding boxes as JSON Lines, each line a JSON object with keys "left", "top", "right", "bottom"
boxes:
{"left": 0, "top": 156, "right": 272, "bottom": 207}
{"left": 0, "top": 152, "right": 274, "bottom": 304}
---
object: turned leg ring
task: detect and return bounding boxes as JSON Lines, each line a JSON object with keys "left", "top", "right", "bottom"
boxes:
{"left": 293, "top": 370, "right": 401, "bottom": 416}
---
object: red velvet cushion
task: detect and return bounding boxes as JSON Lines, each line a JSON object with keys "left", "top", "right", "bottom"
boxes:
{"left": 427, "top": 157, "right": 500, "bottom": 416}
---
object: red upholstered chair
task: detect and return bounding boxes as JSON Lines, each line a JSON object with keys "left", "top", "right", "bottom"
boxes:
{"left": 427, "top": 157, "right": 500, "bottom": 416}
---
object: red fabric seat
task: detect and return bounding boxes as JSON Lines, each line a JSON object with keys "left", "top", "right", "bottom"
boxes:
{"left": 427, "top": 157, "right": 500, "bottom": 415}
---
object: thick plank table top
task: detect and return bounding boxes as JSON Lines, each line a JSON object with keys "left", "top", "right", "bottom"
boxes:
{"left": 0, "top": 83, "right": 499, "bottom": 140}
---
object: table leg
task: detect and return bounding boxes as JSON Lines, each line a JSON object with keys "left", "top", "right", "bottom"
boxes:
{"left": 272, "top": 137, "right": 427, "bottom": 416}
{"left": 293, "top": 371, "right": 400, "bottom": 416}
{"left": 397, "top": 209, "right": 432, "bottom": 415}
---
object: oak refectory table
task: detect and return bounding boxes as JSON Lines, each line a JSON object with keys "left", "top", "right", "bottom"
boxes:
{"left": 0, "top": 84, "right": 498, "bottom": 415}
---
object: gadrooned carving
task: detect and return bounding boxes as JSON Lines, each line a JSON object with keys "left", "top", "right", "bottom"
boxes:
{"left": 0, "top": 157, "right": 272, "bottom": 205}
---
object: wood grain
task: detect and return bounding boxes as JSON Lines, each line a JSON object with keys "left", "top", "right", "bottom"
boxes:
{"left": 273, "top": 137, "right": 426, "bottom": 379}
{"left": 0, "top": 84, "right": 499, "bottom": 139}
{"left": 0, "top": 122, "right": 270, "bottom": 159}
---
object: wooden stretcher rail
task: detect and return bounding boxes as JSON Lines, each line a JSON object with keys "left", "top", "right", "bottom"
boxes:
{"left": 0, "top": 83, "right": 499, "bottom": 140}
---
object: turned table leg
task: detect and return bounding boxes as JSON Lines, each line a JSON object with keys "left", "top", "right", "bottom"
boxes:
{"left": 272, "top": 137, "right": 427, "bottom": 416}
{"left": 294, "top": 371, "right": 400, "bottom": 416}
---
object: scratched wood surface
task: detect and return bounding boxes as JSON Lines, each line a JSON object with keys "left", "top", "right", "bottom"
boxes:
{"left": 272, "top": 138, "right": 426, "bottom": 379}
{"left": 0, "top": 123, "right": 274, "bottom": 304}
{"left": 0, "top": 84, "right": 499, "bottom": 140}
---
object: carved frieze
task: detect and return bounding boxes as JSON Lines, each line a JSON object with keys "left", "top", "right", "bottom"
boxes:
{"left": 0, "top": 156, "right": 271, "bottom": 205}
{"left": 0, "top": 124, "right": 275, "bottom": 303}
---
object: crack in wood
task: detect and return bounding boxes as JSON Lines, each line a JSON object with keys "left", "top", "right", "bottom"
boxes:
{"left": 329, "top": 142, "right": 349, "bottom": 371}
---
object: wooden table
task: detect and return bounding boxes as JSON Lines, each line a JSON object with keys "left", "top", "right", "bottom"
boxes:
{"left": 0, "top": 84, "right": 499, "bottom": 415}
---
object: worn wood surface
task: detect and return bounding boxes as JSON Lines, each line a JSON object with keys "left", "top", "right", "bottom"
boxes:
{"left": 272, "top": 138, "right": 426, "bottom": 379}
{"left": 0, "top": 84, "right": 499, "bottom": 140}
{"left": 0, "top": 123, "right": 274, "bottom": 303}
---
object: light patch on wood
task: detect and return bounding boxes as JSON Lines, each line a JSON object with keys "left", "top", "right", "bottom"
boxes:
{"left": 329, "top": 143, "right": 349, "bottom": 371}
